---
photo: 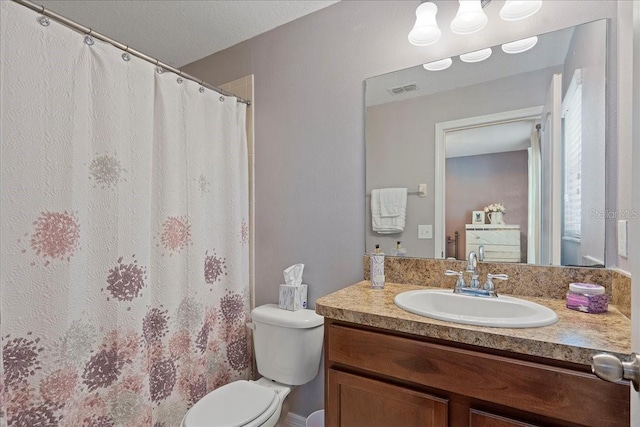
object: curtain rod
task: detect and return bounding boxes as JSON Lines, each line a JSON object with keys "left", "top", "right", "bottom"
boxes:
{"left": 11, "top": 0, "right": 251, "bottom": 106}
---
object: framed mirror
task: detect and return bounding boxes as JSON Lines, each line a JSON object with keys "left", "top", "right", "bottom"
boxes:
{"left": 365, "top": 20, "right": 606, "bottom": 266}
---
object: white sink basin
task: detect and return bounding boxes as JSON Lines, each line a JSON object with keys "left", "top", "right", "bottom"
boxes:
{"left": 394, "top": 289, "right": 558, "bottom": 328}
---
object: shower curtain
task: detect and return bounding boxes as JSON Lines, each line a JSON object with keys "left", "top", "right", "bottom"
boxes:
{"left": 0, "top": 2, "right": 250, "bottom": 426}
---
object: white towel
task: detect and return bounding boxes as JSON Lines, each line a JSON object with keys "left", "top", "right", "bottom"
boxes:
{"left": 371, "top": 188, "right": 407, "bottom": 234}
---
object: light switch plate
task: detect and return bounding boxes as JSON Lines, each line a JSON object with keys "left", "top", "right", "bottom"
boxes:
{"left": 418, "top": 225, "right": 432, "bottom": 239}
{"left": 418, "top": 183, "right": 427, "bottom": 197}
{"left": 618, "top": 220, "right": 628, "bottom": 258}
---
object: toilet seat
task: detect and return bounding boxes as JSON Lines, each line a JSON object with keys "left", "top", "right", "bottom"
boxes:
{"left": 182, "top": 380, "right": 278, "bottom": 427}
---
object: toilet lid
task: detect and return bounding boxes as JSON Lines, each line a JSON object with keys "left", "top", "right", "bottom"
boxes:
{"left": 183, "top": 380, "right": 277, "bottom": 427}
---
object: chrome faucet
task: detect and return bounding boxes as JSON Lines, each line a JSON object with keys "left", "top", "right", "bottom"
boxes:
{"left": 446, "top": 248, "right": 508, "bottom": 297}
{"left": 466, "top": 251, "right": 480, "bottom": 289}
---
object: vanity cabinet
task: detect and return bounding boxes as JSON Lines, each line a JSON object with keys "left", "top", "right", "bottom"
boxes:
{"left": 324, "top": 319, "right": 629, "bottom": 427}
{"left": 465, "top": 224, "right": 520, "bottom": 262}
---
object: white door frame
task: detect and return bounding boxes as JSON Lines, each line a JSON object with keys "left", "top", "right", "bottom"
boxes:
{"left": 630, "top": 0, "right": 640, "bottom": 419}
{"left": 434, "top": 106, "right": 543, "bottom": 260}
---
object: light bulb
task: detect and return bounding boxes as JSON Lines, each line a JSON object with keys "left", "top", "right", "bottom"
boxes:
{"left": 459, "top": 48, "right": 492, "bottom": 63}
{"left": 450, "top": 0, "right": 488, "bottom": 35}
{"left": 501, "top": 36, "right": 538, "bottom": 54}
{"left": 500, "top": 0, "right": 542, "bottom": 21}
{"left": 423, "top": 58, "right": 453, "bottom": 71}
{"left": 408, "top": 2, "right": 442, "bottom": 46}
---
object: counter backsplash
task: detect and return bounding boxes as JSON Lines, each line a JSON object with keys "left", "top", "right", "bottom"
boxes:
{"left": 363, "top": 256, "right": 631, "bottom": 318}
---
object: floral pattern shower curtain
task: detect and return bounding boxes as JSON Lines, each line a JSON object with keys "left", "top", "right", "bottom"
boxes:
{"left": 0, "top": 2, "right": 251, "bottom": 426}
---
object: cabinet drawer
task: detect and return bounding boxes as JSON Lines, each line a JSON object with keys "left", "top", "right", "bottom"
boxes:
{"left": 327, "top": 324, "right": 628, "bottom": 426}
{"left": 466, "top": 230, "right": 520, "bottom": 246}
{"left": 469, "top": 409, "right": 538, "bottom": 427}
{"left": 466, "top": 244, "right": 520, "bottom": 262}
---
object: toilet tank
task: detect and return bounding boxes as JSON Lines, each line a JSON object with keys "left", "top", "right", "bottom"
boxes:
{"left": 250, "top": 304, "right": 324, "bottom": 386}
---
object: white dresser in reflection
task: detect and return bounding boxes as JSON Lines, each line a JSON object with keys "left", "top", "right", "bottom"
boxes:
{"left": 465, "top": 224, "right": 521, "bottom": 263}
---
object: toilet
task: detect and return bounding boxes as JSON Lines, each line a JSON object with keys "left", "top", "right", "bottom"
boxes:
{"left": 181, "top": 304, "right": 324, "bottom": 427}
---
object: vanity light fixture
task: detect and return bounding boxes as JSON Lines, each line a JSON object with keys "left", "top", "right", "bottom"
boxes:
{"left": 408, "top": 2, "right": 442, "bottom": 46}
{"left": 501, "top": 36, "right": 538, "bottom": 54}
{"left": 450, "top": 0, "right": 488, "bottom": 35}
{"left": 459, "top": 47, "right": 492, "bottom": 63}
{"left": 409, "top": 1, "right": 542, "bottom": 46}
{"left": 500, "top": 0, "right": 543, "bottom": 21}
{"left": 423, "top": 57, "right": 453, "bottom": 71}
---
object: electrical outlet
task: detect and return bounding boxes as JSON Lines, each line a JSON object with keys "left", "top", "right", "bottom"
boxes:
{"left": 618, "top": 220, "right": 628, "bottom": 258}
{"left": 418, "top": 225, "right": 432, "bottom": 239}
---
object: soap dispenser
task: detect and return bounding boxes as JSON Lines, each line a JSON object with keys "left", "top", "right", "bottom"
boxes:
{"left": 393, "top": 241, "right": 407, "bottom": 257}
{"left": 370, "top": 244, "right": 385, "bottom": 289}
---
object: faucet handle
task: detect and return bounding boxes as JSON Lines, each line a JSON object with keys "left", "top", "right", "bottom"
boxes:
{"left": 484, "top": 273, "right": 508, "bottom": 291}
{"left": 444, "top": 270, "right": 465, "bottom": 290}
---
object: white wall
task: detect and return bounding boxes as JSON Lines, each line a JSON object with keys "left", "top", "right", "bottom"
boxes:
{"left": 183, "top": 0, "right": 628, "bottom": 418}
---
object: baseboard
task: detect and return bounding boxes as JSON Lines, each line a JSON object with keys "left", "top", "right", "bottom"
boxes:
{"left": 282, "top": 412, "right": 307, "bottom": 427}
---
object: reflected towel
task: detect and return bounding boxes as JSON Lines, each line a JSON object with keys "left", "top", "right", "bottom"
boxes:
{"left": 371, "top": 188, "right": 407, "bottom": 234}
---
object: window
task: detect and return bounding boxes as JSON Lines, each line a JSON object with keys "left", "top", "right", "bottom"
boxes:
{"left": 562, "top": 70, "right": 582, "bottom": 240}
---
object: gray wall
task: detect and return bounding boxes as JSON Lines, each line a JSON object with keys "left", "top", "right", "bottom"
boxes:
{"left": 182, "top": 0, "right": 628, "bottom": 418}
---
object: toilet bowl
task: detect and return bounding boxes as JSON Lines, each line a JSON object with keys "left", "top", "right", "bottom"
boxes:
{"left": 181, "top": 304, "right": 324, "bottom": 427}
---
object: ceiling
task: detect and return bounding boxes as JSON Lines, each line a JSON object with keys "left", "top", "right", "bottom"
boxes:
{"left": 35, "top": 0, "right": 340, "bottom": 67}
{"left": 445, "top": 119, "right": 538, "bottom": 159}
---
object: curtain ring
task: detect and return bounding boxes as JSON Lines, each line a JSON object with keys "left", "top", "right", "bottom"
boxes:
{"left": 84, "top": 28, "right": 95, "bottom": 46}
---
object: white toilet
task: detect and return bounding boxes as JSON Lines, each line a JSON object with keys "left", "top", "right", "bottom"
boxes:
{"left": 181, "top": 304, "right": 324, "bottom": 427}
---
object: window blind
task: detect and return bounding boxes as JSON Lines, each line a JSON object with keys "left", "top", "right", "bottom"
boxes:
{"left": 562, "top": 70, "right": 582, "bottom": 239}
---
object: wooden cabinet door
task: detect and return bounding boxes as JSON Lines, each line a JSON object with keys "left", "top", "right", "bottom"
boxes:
{"left": 469, "top": 410, "right": 537, "bottom": 427}
{"left": 327, "top": 369, "right": 448, "bottom": 427}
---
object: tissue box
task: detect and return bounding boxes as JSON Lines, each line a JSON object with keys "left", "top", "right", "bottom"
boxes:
{"left": 278, "top": 284, "right": 308, "bottom": 311}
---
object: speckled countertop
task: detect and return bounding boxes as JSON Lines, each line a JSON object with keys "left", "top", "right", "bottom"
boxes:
{"left": 315, "top": 281, "right": 631, "bottom": 366}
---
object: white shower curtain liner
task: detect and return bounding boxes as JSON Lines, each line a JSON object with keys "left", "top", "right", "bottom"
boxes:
{"left": 1, "top": 1, "right": 250, "bottom": 425}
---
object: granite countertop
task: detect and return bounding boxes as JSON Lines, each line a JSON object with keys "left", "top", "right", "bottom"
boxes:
{"left": 315, "top": 281, "right": 631, "bottom": 366}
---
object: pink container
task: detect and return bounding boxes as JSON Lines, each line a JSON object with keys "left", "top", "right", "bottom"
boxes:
{"left": 566, "top": 283, "right": 608, "bottom": 314}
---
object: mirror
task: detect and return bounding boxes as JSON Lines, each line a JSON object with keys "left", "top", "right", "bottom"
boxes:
{"left": 365, "top": 20, "right": 606, "bottom": 266}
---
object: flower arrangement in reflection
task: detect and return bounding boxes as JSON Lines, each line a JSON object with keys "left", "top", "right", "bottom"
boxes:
{"left": 484, "top": 203, "right": 506, "bottom": 214}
